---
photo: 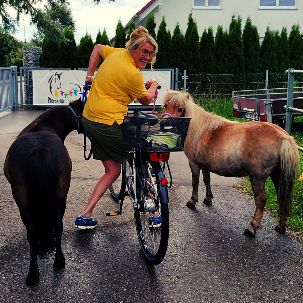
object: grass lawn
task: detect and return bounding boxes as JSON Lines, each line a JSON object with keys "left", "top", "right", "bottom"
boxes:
{"left": 194, "top": 96, "right": 303, "bottom": 242}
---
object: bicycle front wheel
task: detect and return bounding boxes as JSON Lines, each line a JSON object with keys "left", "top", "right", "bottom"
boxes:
{"left": 134, "top": 158, "right": 169, "bottom": 265}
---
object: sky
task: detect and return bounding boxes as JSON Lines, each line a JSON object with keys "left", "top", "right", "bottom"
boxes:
{"left": 11, "top": 0, "right": 149, "bottom": 44}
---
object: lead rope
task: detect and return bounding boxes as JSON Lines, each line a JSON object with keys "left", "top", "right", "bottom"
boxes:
{"left": 82, "top": 81, "right": 93, "bottom": 160}
{"left": 146, "top": 81, "right": 159, "bottom": 114}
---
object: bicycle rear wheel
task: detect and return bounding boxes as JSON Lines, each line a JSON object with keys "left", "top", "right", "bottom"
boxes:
{"left": 134, "top": 157, "right": 169, "bottom": 265}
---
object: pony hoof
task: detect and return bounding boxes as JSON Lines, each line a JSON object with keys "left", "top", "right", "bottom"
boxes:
{"left": 53, "top": 258, "right": 65, "bottom": 269}
{"left": 244, "top": 225, "right": 256, "bottom": 237}
{"left": 275, "top": 225, "right": 286, "bottom": 234}
{"left": 26, "top": 273, "right": 39, "bottom": 286}
{"left": 203, "top": 198, "right": 212, "bottom": 206}
{"left": 186, "top": 201, "right": 196, "bottom": 209}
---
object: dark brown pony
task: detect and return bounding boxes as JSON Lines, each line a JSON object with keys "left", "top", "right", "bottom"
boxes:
{"left": 162, "top": 90, "right": 300, "bottom": 237}
{"left": 3, "top": 98, "right": 83, "bottom": 285}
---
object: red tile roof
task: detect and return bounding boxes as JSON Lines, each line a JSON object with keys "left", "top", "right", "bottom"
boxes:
{"left": 135, "top": 0, "right": 157, "bottom": 17}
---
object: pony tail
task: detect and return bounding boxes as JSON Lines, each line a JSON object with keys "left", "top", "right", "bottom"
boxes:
{"left": 278, "top": 138, "right": 300, "bottom": 219}
{"left": 26, "top": 147, "right": 57, "bottom": 255}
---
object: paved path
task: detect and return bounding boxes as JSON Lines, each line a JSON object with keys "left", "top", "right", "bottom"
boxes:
{"left": 0, "top": 109, "right": 302, "bottom": 302}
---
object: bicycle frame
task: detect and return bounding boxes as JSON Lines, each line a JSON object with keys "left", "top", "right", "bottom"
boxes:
{"left": 129, "top": 150, "right": 170, "bottom": 209}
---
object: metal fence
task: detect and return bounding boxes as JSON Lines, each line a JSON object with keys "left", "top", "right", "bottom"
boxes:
{"left": 0, "top": 66, "right": 18, "bottom": 113}
{"left": 0, "top": 66, "right": 299, "bottom": 114}
{"left": 179, "top": 70, "right": 295, "bottom": 99}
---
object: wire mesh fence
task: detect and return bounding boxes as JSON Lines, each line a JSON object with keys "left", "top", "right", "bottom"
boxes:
{"left": 178, "top": 70, "right": 300, "bottom": 99}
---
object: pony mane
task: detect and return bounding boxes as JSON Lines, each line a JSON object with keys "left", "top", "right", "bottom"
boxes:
{"left": 18, "top": 106, "right": 67, "bottom": 137}
{"left": 163, "top": 90, "right": 229, "bottom": 138}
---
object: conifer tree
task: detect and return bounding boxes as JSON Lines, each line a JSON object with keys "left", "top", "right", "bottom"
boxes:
{"left": 260, "top": 27, "right": 279, "bottom": 72}
{"left": 243, "top": 17, "right": 260, "bottom": 73}
{"left": 200, "top": 27, "right": 215, "bottom": 73}
{"left": 214, "top": 25, "right": 230, "bottom": 74}
{"left": 126, "top": 20, "right": 136, "bottom": 41}
{"left": 228, "top": 15, "right": 245, "bottom": 74}
{"left": 155, "top": 17, "right": 172, "bottom": 68}
{"left": 145, "top": 12, "right": 157, "bottom": 39}
{"left": 100, "top": 29, "right": 110, "bottom": 46}
{"left": 77, "top": 33, "right": 94, "bottom": 68}
{"left": 95, "top": 29, "right": 102, "bottom": 45}
{"left": 114, "top": 19, "right": 126, "bottom": 48}
{"left": 58, "top": 27, "right": 77, "bottom": 68}
{"left": 278, "top": 27, "right": 290, "bottom": 72}
{"left": 172, "top": 22, "right": 186, "bottom": 71}
{"left": 184, "top": 13, "right": 200, "bottom": 73}
{"left": 289, "top": 24, "right": 303, "bottom": 69}
{"left": 39, "top": 35, "right": 60, "bottom": 67}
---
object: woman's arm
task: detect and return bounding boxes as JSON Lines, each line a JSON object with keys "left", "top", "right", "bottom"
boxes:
{"left": 86, "top": 44, "right": 103, "bottom": 81}
{"left": 137, "top": 80, "right": 159, "bottom": 106}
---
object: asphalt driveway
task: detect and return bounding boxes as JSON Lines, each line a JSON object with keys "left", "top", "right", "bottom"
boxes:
{"left": 0, "top": 109, "right": 302, "bottom": 302}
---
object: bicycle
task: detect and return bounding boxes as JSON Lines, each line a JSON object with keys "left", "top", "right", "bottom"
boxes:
{"left": 107, "top": 110, "right": 191, "bottom": 265}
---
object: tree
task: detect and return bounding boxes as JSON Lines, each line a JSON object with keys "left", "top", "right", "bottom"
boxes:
{"left": 243, "top": 17, "right": 260, "bottom": 73}
{"left": 145, "top": 12, "right": 157, "bottom": 39}
{"left": 260, "top": 27, "right": 279, "bottom": 73}
{"left": 200, "top": 27, "right": 215, "bottom": 73}
{"left": 95, "top": 29, "right": 110, "bottom": 67}
{"left": 126, "top": 20, "right": 136, "bottom": 41}
{"left": 114, "top": 19, "right": 126, "bottom": 48}
{"left": 1, "top": 0, "right": 76, "bottom": 41}
{"left": 289, "top": 24, "right": 303, "bottom": 69}
{"left": 58, "top": 27, "right": 77, "bottom": 68}
{"left": 30, "top": 1, "right": 75, "bottom": 46}
{"left": 0, "top": 25, "right": 13, "bottom": 66}
{"left": 184, "top": 13, "right": 200, "bottom": 73}
{"left": 155, "top": 17, "right": 172, "bottom": 68}
{"left": 100, "top": 29, "right": 110, "bottom": 46}
{"left": 214, "top": 25, "right": 230, "bottom": 74}
{"left": 39, "top": 35, "right": 60, "bottom": 67}
{"left": 278, "top": 27, "right": 290, "bottom": 72}
{"left": 172, "top": 23, "right": 186, "bottom": 71}
{"left": 77, "top": 33, "right": 94, "bottom": 68}
{"left": 95, "top": 29, "right": 102, "bottom": 45}
{"left": 228, "top": 15, "right": 245, "bottom": 74}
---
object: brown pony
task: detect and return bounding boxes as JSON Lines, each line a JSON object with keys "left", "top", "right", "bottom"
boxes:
{"left": 4, "top": 98, "right": 83, "bottom": 285}
{"left": 162, "top": 90, "right": 300, "bottom": 237}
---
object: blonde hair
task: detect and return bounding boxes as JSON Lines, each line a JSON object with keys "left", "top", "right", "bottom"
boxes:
{"left": 125, "top": 26, "right": 158, "bottom": 69}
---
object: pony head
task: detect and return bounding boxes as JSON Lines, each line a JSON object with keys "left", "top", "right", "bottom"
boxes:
{"left": 162, "top": 90, "right": 193, "bottom": 117}
{"left": 69, "top": 98, "right": 84, "bottom": 133}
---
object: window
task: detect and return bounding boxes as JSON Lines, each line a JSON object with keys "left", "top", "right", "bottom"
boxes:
{"left": 260, "top": 0, "right": 295, "bottom": 7}
{"left": 194, "top": 0, "right": 220, "bottom": 7}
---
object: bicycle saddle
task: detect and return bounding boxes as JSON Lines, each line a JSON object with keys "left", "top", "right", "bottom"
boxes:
{"left": 133, "top": 110, "right": 158, "bottom": 126}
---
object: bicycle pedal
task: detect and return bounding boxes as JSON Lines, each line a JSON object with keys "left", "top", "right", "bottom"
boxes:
{"left": 106, "top": 211, "right": 121, "bottom": 216}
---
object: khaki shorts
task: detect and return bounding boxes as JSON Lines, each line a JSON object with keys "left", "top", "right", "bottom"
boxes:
{"left": 82, "top": 117, "right": 133, "bottom": 163}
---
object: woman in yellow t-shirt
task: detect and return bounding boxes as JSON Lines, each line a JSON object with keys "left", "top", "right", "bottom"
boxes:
{"left": 75, "top": 26, "right": 160, "bottom": 229}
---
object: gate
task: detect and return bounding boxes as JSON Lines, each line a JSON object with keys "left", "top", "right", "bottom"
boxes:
{"left": 0, "top": 66, "right": 18, "bottom": 113}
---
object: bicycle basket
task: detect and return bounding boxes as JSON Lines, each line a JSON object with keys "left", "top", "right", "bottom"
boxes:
{"left": 122, "top": 116, "right": 191, "bottom": 152}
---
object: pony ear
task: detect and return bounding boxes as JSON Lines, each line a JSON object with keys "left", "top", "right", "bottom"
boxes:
{"left": 186, "top": 93, "right": 191, "bottom": 100}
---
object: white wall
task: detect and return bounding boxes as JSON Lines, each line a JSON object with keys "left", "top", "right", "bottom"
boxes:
{"left": 148, "top": 0, "right": 302, "bottom": 38}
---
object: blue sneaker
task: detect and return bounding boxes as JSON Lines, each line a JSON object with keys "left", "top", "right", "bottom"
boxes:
{"left": 75, "top": 215, "right": 98, "bottom": 229}
{"left": 149, "top": 213, "right": 162, "bottom": 228}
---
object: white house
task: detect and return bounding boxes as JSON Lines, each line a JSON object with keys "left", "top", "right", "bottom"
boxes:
{"left": 126, "top": 0, "right": 302, "bottom": 38}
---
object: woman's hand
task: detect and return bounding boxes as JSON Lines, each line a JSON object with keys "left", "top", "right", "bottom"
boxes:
{"left": 138, "top": 79, "right": 160, "bottom": 106}
{"left": 146, "top": 79, "right": 159, "bottom": 89}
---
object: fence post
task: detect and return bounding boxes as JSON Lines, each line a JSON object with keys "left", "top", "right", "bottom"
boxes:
{"left": 11, "top": 66, "right": 18, "bottom": 111}
{"left": 175, "top": 68, "right": 179, "bottom": 90}
{"left": 265, "top": 70, "right": 268, "bottom": 89}
{"left": 265, "top": 89, "right": 272, "bottom": 123}
{"left": 285, "top": 68, "right": 295, "bottom": 135}
{"left": 183, "top": 70, "right": 187, "bottom": 92}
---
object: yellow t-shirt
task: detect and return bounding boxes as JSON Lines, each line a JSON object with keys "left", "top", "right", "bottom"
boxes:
{"left": 83, "top": 45, "right": 148, "bottom": 125}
